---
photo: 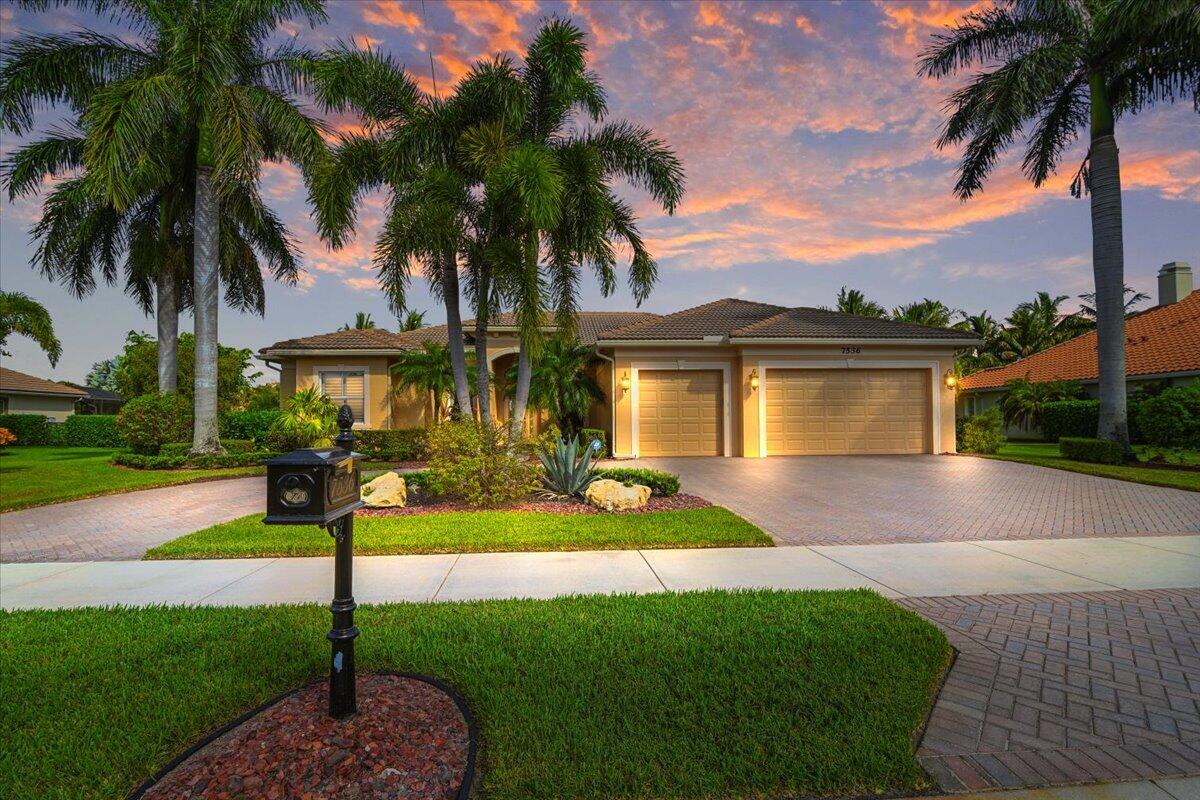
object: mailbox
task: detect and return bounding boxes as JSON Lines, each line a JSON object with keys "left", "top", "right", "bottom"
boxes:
{"left": 264, "top": 447, "right": 364, "bottom": 526}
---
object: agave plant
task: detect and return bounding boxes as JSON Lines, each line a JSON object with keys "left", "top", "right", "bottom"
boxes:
{"left": 538, "top": 436, "right": 598, "bottom": 499}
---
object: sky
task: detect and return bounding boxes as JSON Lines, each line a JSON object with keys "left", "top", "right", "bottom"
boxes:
{"left": 1, "top": 0, "right": 1197, "bottom": 384}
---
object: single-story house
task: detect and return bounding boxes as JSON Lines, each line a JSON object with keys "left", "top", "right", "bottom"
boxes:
{"left": 958, "top": 262, "right": 1198, "bottom": 437}
{"left": 0, "top": 367, "right": 88, "bottom": 421}
{"left": 260, "top": 298, "right": 976, "bottom": 457}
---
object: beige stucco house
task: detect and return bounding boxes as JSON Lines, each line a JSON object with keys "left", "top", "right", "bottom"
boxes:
{"left": 260, "top": 298, "right": 976, "bottom": 457}
{"left": 0, "top": 367, "right": 87, "bottom": 421}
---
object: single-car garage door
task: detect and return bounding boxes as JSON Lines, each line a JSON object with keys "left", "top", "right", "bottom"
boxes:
{"left": 638, "top": 370, "right": 723, "bottom": 456}
{"left": 765, "top": 369, "right": 928, "bottom": 455}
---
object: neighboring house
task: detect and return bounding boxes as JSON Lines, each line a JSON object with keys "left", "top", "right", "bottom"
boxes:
{"left": 65, "top": 384, "right": 125, "bottom": 415}
{"left": 958, "top": 262, "right": 1198, "bottom": 438}
{"left": 0, "top": 367, "right": 88, "bottom": 421}
{"left": 260, "top": 299, "right": 975, "bottom": 457}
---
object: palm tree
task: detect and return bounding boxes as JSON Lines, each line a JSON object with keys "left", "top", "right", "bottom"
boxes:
{"left": 918, "top": 0, "right": 1198, "bottom": 450}
{"left": 2, "top": 1, "right": 329, "bottom": 453}
{"left": 996, "top": 292, "right": 1087, "bottom": 360}
{"left": 892, "top": 299, "right": 958, "bottom": 328}
{"left": 0, "top": 291, "right": 61, "bottom": 366}
{"left": 391, "top": 341, "right": 475, "bottom": 422}
{"left": 832, "top": 286, "right": 887, "bottom": 318}
{"left": 506, "top": 334, "right": 605, "bottom": 436}
{"left": 340, "top": 312, "right": 375, "bottom": 330}
{"left": 999, "top": 377, "right": 1084, "bottom": 431}
{"left": 955, "top": 310, "right": 1003, "bottom": 374}
{"left": 1078, "top": 285, "right": 1149, "bottom": 322}
{"left": 399, "top": 309, "right": 426, "bottom": 331}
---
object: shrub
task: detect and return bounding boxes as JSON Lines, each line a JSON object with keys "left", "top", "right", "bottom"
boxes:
{"left": 999, "top": 378, "right": 1083, "bottom": 433}
{"left": 1133, "top": 386, "right": 1200, "bottom": 449}
{"left": 538, "top": 436, "right": 598, "bottom": 498}
{"left": 220, "top": 410, "right": 281, "bottom": 447}
{"left": 112, "top": 449, "right": 273, "bottom": 470}
{"left": 0, "top": 428, "right": 15, "bottom": 449}
{"left": 593, "top": 467, "right": 680, "bottom": 497}
{"left": 115, "top": 393, "right": 192, "bottom": 454}
{"left": 959, "top": 408, "right": 1006, "bottom": 454}
{"left": 1060, "top": 437, "right": 1127, "bottom": 465}
{"left": 425, "top": 420, "right": 538, "bottom": 507}
{"left": 0, "top": 414, "right": 51, "bottom": 445}
{"left": 160, "top": 439, "right": 254, "bottom": 459}
{"left": 579, "top": 427, "right": 608, "bottom": 458}
{"left": 355, "top": 428, "right": 428, "bottom": 461}
{"left": 48, "top": 414, "right": 125, "bottom": 447}
{"left": 1042, "top": 400, "right": 1099, "bottom": 442}
{"left": 112, "top": 451, "right": 185, "bottom": 469}
{"left": 269, "top": 387, "right": 337, "bottom": 451}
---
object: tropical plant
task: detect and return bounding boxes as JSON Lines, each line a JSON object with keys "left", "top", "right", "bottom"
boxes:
{"left": 831, "top": 286, "right": 887, "bottom": 318}
{"left": 340, "top": 312, "right": 375, "bottom": 330}
{"left": 1078, "top": 285, "right": 1150, "bottom": 321}
{"left": 85, "top": 357, "right": 121, "bottom": 392}
{"left": 919, "top": 0, "right": 1198, "bottom": 450}
{"left": 112, "top": 331, "right": 256, "bottom": 414}
{"left": 954, "top": 311, "right": 1004, "bottom": 374}
{"left": 269, "top": 387, "right": 338, "bottom": 451}
{"left": 391, "top": 341, "right": 476, "bottom": 423}
{"left": 537, "top": 435, "right": 598, "bottom": 498}
{"left": 0, "top": 291, "right": 61, "bottom": 365}
{"left": 995, "top": 292, "right": 1088, "bottom": 361}
{"left": 238, "top": 383, "right": 280, "bottom": 413}
{"left": 1, "top": 0, "right": 330, "bottom": 453}
{"left": 399, "top": 309, "right": 426, "bottom": 331}
{"left": 507, "top": 334, "right": 605, "bottom": 437}
{"left": 424, "top": 419, "right": 538, "bottom": 507}
{"left": 891, "top": 299, "right": 958, "bottom": 328}
{"left": 999, "top": 378, "right": 1084, "bottom": 431}
{"left": 960, "top": 407, "right": 1007, "bottom": 454}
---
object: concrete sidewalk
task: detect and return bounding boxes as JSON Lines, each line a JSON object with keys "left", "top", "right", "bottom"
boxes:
{"left": 2, "top": 535, "right": 1197, "bottom": 610}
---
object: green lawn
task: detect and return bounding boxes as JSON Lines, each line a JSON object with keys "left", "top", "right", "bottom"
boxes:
{"left": 0, "top": 591, "right": 951, "bottom": 800}
{"left": 982, "top": 442, "right": 1200, "bottom": 491}
{"left": 145, "top": 506, "right": 771, "bottom": 559}
{"left": 0, "top": 447, "right": 264, "bottom": 512}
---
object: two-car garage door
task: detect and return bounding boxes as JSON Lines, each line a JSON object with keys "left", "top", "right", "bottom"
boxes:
{"left": 765, "top": 368, "right": 928, "bottom": 455}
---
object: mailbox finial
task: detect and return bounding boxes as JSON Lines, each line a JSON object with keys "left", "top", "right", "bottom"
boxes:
{"left": 335, "top": 403, "right": 355, "bottom": 451}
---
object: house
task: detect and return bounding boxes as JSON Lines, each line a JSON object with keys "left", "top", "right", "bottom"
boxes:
{"left": 260, "top": 299, "right": 976, "bottom": 457}
{"left": 0, "top": 367, "right": 88, "bottom": 421}
{"left": 65, "top": 384, "right": 125, "bottom": 415}
{"left": 958, "top": 262, "right": 1198, "bottom": 437}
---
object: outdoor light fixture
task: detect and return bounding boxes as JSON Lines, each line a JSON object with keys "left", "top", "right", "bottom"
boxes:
{"left": 748, "top": 369, "right": 760, "bottom": 390}
{"left": 620, "top": 372, "right": 631, "bottom": 391}
{"left": 944, "top": 371, "right": 959, "bottom": 389}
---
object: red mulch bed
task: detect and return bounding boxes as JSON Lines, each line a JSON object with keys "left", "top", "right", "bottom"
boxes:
{"left": 360, "top": 492, "right": 711, "bottom": 517}
{"left": 138, "top": 674, "right": 471, "bottom": 800}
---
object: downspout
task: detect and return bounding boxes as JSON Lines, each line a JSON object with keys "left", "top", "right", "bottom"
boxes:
{"left": 594, "top": 348, "right": 616, "bottom": 460}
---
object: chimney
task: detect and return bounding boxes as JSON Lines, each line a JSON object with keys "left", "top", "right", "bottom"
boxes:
{"left": 1158, "top": 261, "right": 1193, "bottom": 306}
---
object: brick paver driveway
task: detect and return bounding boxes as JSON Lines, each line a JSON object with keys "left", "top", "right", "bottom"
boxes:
{"left": 0, "top": 477, "right": 264, "bottom": 562}
{"left": 902, "top": 589, "right": 1200, "bottom": 792}
{"left": 629, "top": 455, "right": 1200, "bottom": 545}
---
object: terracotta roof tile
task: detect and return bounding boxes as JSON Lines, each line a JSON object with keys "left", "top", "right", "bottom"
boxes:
{"left": 260, "top": 328, "right": 412, "bottom": 353}
{"left": 0, "top": 367, "right": 88, "bottom": 397}
{"left": 599, "top": 298, "right": 788, "bottom": 340}
{"left": 731, "top": 306, "right": 973, "bottom": 340}
{"left": 959, "top": 290, "right": 1200, "bottom": 391}
{"left": 476, "top": 311, "right": 662, "bottom": 345}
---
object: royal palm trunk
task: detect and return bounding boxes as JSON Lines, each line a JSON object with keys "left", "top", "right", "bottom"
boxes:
{"left": 155, "top": 268, "right": 178, "bottom": 393}
{"left": 474, "top": 314, "right": 492, "bottom": 423}
{"left": 441, "top": 252, "right": 473, "bottom": 417}
{"left": 509, "top": 343, "right": 531, "bottom": 441}
{"left": 190, "top": 166, "right": 222, "bottom": 454}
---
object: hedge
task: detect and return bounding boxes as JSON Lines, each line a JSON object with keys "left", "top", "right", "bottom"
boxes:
{"left": 0, "top": 414, "right": 51, "bottom": 445}
{"left": 219, "top": 410, "right": 281, "bottom": 447}
{"left": 580, "top": 428, "right": 608, "bottom": 458}
{"left": 112, "top": 449, "right": 275, "bottom": 470}
{"left": 159, "top": 440, "right": 255, "bottom": 458}
{"left": 48, "top": 414, "right": 125, "bottom": 447}
{"left": 1060, "top": 437, "right": 1127, "bottom": 465}
{"left": 1041, "top": 400, "right": 1099, "bottom": 442}
{"left": 354, "top": 428, "right": 428, "bottom": 461}
{"left": 594, "top": 467, "right": 680, "bottom": 497}
{"left": 1133, "top": 386, "right": 1200, "bottom": 449}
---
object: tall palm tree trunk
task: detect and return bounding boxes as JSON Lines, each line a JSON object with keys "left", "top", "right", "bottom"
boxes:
{"left": 156, "top": 268, "right": 178, "bottom": 393}
{"left": 1088, "top": 79, "right": 1130, "bottom": 452}
{"left": 509, "top": 343, "right": 531, "bottom": 440}
{"left": 190, "top": 167, "right": 222, "bottom": 454}
{"left": 473, "top": 266, "right": 493, "bottom": 423}
{"left": 441, "top": 253, "right": 472, "bottom": 417}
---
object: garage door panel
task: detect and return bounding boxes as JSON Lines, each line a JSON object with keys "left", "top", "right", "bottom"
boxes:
{"left": 766, "top": 369, "right": 928, "bottom": 455}
{"left": 638, "top": 370, "right": 723, "bottom": 457}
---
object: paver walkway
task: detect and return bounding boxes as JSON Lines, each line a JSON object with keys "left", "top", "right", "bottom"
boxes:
{"left": 630, "top": 455, "right": 1200, "bottom": 545}
{"left": 903, "top": 590, "right": 1200, "bottom": 793}
{"left": 919, "top": 775, "right": 1198, "bottom": 798}
{"left": 0, "top": 477, "right": 264, "bottom": 562}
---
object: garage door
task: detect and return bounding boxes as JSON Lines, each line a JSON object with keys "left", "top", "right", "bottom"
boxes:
{"left": 638, "top": 370, "right": 723, "bottom": 456}
{"left": 765, "top": 369, "right": 928, "bottom": 455}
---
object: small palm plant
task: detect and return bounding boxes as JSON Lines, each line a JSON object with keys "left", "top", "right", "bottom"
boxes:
{"left": 270, "top": 387, "right": 339, "bottom": 450}
{"left": 538, "top": 436, "right": 598, "bottom": 499}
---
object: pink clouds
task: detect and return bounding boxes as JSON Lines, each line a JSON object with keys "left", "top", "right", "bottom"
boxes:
{"left": 361, "top": 1, "right": 422, "bottom": 31}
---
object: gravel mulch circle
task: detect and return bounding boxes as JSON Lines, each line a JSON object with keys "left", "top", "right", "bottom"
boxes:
{"left": 135, "top": 674, "right": 472, "bottom": 800}
{"left": 360, "top": 492, "right": 711, "bottom": 517}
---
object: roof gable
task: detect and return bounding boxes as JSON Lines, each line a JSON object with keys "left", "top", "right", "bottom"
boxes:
{"left": 600, "top": 298, "right": 788, "bottom": 340}
{"left": 0, "top": 367, "right": 88, "bottom": 397}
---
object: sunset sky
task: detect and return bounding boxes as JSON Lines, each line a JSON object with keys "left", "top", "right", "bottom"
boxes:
{"left": 1, "top": 0, "right": 1197, "bottom": 382}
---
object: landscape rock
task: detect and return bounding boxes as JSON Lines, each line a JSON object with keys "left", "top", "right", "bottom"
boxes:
{"left": 361, "top": 472, "right": 407, "bottom": 508}
{"left": 584, "top": 479, "right": 651, "bottom": 512}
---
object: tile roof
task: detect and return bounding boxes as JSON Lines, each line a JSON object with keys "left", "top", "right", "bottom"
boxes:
{"left": 260, "top": 327, "right": 413, "bottom": 353}
{"left": 731, "top": 306, "right": 975, "bottom": 340}
{"left": 959, "top": 290, "right": 1200, "bottom": 391}
{"left": 478, "top": 311, "right": 662, "bottom": 345}
{"left": 599, "top": 298, "right": 788, "bottom": 340}
{"left": 0, "top": 367, "right": 88, "bottom": 397}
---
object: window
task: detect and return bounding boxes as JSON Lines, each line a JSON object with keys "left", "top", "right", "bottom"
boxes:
{"left": 318, "top": 371, "right": 366, "bottom": 424}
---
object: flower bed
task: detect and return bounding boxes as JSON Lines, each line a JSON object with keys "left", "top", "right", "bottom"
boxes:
{"left": 359, "top": 492, "right": 711, "bottom": 517}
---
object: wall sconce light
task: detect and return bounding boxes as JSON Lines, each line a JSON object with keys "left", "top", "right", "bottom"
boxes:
{"left": 619, "top": 372, "right": 631, "bottom": 391}
{"left": 944, "top": 371, "right": 959, "bottom": 390}
{"left": 748, "top": 369, "right": 760, "bottom": 390}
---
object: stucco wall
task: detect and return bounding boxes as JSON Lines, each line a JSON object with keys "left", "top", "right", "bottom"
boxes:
{"left": 293, "top": 356, "right": 393, "bottom": 429}
{"left": 0, "top": 393, "right": 78, "bottom": 421}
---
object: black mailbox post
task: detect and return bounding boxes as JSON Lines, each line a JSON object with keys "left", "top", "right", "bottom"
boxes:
{"left": 264, "top": 405, "right": 364, "bottom": 719}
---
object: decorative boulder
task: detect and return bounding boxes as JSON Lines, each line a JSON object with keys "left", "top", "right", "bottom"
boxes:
{"left": 584, "top": 479, "right": 651, "bottom": 512}
{"left": 361, "top": 471, "right": 407, "bottom": 508}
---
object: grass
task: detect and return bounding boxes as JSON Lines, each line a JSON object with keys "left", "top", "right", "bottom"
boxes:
{"left": 145, "top": 506, "right": 772, "bottom": 559}
{"left": 0, "top": 447, "right": 264, "bottom": 512}
{"left": 0, "top": 590, "right": 951, "bottom": 800}
{"left": 982, "top": 442, "right": 1200, "bottom": 491}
